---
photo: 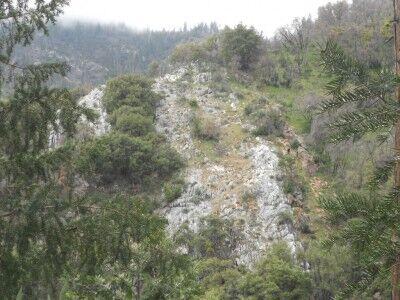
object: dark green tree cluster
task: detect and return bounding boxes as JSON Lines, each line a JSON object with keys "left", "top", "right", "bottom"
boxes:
{"left": 174, "top": 216, "right": 312, "bottom": 299}
{"left": 195, "top": 241, "right": 311, "bottom": 299}
{"left": 0, "top": 2, "right": 193, "bottom": 299}
{"left": 221, "top": 24, "right": 263, "bottom": 71}
{"left": 317, "top": 40, "right": 400, "bottom": 297}
{"left": 170, "top": 24, "right": 263, "bottom": 73}
{"left": 78, "top": 74, "right": 183, "bottom": 187}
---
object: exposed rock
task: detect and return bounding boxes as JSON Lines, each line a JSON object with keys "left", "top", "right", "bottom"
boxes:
{"left": 55, "top": 65, "right": 301, "bottom": 267}
{"left": 79, "top": 85, "right": 109, "bottom": 136}
{"left": 48, "top": 85, "right": 108, "bottom": 148}
{"left": 155, "top": 66, "right": 299, "bottom": 267}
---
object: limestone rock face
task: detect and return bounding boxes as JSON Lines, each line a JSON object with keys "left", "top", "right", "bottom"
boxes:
{"left": 79, "top": 85, "right": 109, "bottom": 136}
{"left": 49, "top": 85, "right": 109, "bottom": 148}
{"left": 155, "top": 65, "right": 299, "bottom": 266}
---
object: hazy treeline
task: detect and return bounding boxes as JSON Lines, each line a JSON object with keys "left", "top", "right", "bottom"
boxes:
{"left": 14, "top": 22, "right": 219, "bottom": 86}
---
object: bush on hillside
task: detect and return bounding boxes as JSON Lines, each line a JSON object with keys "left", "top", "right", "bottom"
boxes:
{"left": 103, "top": 74, "right": 160, "bottom": 115}
{"left": 253, "top": 110, "right": 285, "bottom": 137}
{"left": 80, "top": 74, "right": 185, "bottom": 188}
{"left": 236, "top": 242, "right": 312, "bottom": 299}
{"left": 77, "top": 133, "right": 183, "bottom": 185}
{"left": 174, "top": 216, "right": 242, "bottom": 259}
{"left": 163, "top": 179, "right": 185, "bottom": 203}
{"left": 192, "top": 113, "right": 220, "bottom": 141}
{"left": 170, "top": 42, "right": 208, "bottom": 65}
{"left": 221, "top": 24, "right": 263, "bottom": 71}
{"left": 114, "top": 112, "right": 154, "bottom": 136}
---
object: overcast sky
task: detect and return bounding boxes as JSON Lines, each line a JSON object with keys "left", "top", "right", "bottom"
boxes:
{"left": 62, "top": 0, "right": 343, "bottom": 37}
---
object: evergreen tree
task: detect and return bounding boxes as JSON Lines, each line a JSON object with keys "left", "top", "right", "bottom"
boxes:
{"left": 0, "top": 2, "right": 194, "bottom": 299}
{"left": 318, "top": 39, "right": 400, "bottom": 297}
{"left": 221, "top": 24, "right": 262, "bottom": 71}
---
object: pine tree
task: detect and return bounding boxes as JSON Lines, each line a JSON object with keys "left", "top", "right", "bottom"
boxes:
{"left": 0, "top": 2, "right": 195, "bottom": 298}
{"left": 318, "top": 39, "right": 400, "bottom": 297}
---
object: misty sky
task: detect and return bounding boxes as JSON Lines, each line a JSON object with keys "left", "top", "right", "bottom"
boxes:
{"left": 62, "top": 0, "right": 341, "bottom": 37}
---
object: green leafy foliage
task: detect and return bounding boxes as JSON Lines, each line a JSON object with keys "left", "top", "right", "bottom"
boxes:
{"left": 298, "top": 241, "right": 357, "bottom": 299}
{"left": 192, "top": 112, "right": 220, "bottom": 141}
{"left": 0, "top": 4, "right": 193, "bottom": 299}
{"left": 175, "top": 216, "right": 241, "bottom": 260}
{"left": 319, "top": 191, "right": 399, "bottom": 297}
{"left": 79, "top": 74, "right": 183, "bottom": 188}
{"left": 163, "top": 179, "right": 184, "bottom": 203}
{"left": 236, "top": 242, "right": 311, "bottom": 300}
{"left": 114, "top": 111, "right": 154, "bottom": 136}
{"left": 193, "top": 242, "right": 312, "bottom": 300}
{"left": 252, "top": 109, "right": 285, "bottom": 138}
{"left": 170, "top": 41, "right": 209, "bottom": 65}
{"left": 103, "top": 74, "right": 161, "bottom": 115}
{"left": 221, "top": 24, "right": 263, "bottom": 71}
{"left": 62, "top": 195, "right": 196, "bottom": 299}
{"left": 319, "top": 40, "right": 399, "bottom": 143}
{"left": 77, "top": 132, "right": 182, "bottom": 185}
{"left": 317, "top": 40, "right": 400, "bottom": 296}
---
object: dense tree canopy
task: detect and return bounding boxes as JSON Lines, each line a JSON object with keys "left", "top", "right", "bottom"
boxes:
{"left": 0, "top": 2, "right": 191, "bottom": 299}
{"left": 221, "top": 24, "right": 263, "bottom": 71}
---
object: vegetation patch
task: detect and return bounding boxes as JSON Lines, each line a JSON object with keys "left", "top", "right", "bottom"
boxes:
{"left": 78, "top": 75, "right": 184, "bottom": 189}
{"left": 192, "top": 112, "right": 220, "bottom": 141}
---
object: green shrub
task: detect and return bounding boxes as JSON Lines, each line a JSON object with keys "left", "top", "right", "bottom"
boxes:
{"left": 254, "top": 53, "right": 297, "bottom": 88}
{"left": 93, "top": 74, "right": 184, "bottom": 188}
{"left": 298, "top": 221, "right": 313, "bottom": 234}
{"left": 192, "top": 113, "right": 220, "bottom": 141}
{"left": 279, "top": 156, "right": 308, "bottom": 197}
{"left": 109, "top": 105, "right": 150, "bottom": 124}
{"left": 114, "top": 113, "right": 154, "bottom": 136}
{"left": 189, "top": 99, "right": 199, "bottom": 108}
{"left": 221, "top": 24, "right": 262, "bottom": 71}
{"left": 164, "top": 182, "right": 184, "bottom": 203}
{"left": 103, "top": 74, "right": 160, "bottom": 115}
{"left": 170, "top": 42, "right": 208, "bottom": 64}
{"left": 77, "top": 133, "right": 183, "bottom": 185}
{"left": 174, "top": 216, "right": 241, "bottom": 260}
{"left": 283, "top": 179, "right": 296, "bottom": 195}
{"left": 277, "top": 211, "right": 294, "bottom": 225}
{"left": 290, "top": 139, "right": 302, "bottom": 151}
{"left": 238, "top": 242, "right": 312, "bottom": 300}
{"left": 253, "top": 110, "right": 285, "bottom": 137}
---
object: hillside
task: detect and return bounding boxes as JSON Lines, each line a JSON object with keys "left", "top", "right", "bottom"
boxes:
{"left": 13, "top": 22, "right": 218, "bottom": 87}
{"left": 155, "top": 65, "right": 298, "bottom": 266}
{"left": 2, "top": 0, "right": 400, "bottom": 299}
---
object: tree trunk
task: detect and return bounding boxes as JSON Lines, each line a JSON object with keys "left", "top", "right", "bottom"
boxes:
{"left": 393, "top": 0, "right": 400, "bottom": 299}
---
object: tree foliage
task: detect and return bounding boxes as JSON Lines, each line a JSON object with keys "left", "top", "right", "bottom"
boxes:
{"left": 221, "top": 24, "right": 263, "bottom": 71}
{"left": 79, "top": 74, "right": 183, "bottom": 187}
{"left": 319, "top": 40, "right": 399, "bottom": 142}
{"left": 318, "top": 41, "right": 400, "bottom": 296}
{"left": 0, "top": 3, "right": 191, "bottom": 299}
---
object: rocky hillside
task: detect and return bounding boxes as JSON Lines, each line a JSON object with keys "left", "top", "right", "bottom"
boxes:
{"left": 154, "top": 66, "right": 300, "bottom": 266}
{"left": 65, "top": 64, "right": 305, "bottom": 268}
